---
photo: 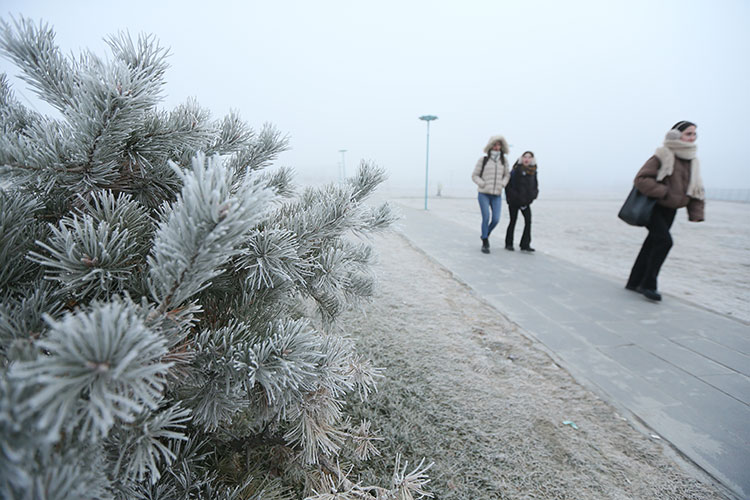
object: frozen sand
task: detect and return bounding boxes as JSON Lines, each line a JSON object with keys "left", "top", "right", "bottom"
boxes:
{"left": 392, "top": 196, "right": 750, "bottom": 323}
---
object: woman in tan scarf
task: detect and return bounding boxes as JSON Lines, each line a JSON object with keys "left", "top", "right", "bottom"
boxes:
{"left": 625, "top": 121, "right": 705, "bottom": 301}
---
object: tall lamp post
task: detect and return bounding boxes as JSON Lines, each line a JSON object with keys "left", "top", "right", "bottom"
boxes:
{"left": 418, "top": 115, "right": 437, "bottom": 210}
{"left": 338, "top": 149, "right": 347, "bottom": 181}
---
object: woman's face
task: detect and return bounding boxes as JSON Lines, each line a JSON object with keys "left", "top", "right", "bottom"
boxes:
{"left": 521, "top": 153, "right": 533, "bottom": 166}
{"left": 681, "top": 125, "right": 697, "bottom": 142}
{"left": 491, "top": 143, "right": 502, "bottom": 151}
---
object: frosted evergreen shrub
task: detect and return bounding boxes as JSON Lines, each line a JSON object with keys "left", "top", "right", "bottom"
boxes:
{"left": 0, "top": 17, "right": 431, "bottom": 500}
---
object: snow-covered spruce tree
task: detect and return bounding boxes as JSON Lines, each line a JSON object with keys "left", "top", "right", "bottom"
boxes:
{"left": 0, "top": 18, "right": 432, "bottom": 500}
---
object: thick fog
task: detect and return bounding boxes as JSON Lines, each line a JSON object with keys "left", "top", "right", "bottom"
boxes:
{"left": 2, "top": 0, "right": 749, "bottom": 198}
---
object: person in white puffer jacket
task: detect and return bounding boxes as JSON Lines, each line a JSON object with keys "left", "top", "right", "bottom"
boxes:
{"left": 471, "top": 135, "right": 511, "bottom": 254}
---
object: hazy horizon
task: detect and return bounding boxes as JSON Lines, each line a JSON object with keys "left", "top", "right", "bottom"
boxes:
{"left": 2, "top": 0, "right": 749, "bottom": 199}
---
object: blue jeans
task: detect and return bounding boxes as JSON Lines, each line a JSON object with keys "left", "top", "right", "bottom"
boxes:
{"left": 478, "top": 192, "right": 502, "bottom": 239}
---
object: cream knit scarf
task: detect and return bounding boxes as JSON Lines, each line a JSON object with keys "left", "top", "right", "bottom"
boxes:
{"left": 654, "top": 131, "right": 705, "bottom": 200}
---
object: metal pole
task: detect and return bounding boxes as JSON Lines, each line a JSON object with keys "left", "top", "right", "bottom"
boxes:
{"left": 418, "top": 115, "right": 437, "bottom": 210}
{"left": 424, "top": 121, "right": 430, "bottom": 210}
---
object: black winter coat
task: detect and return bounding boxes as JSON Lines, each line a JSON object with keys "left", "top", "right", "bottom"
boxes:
{"left": 504, "top": 165, "right": 539, "bottom": 207}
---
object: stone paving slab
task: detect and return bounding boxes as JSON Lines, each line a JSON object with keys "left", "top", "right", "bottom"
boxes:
{"left": 671, "top": 337, "right": 750, "bottom": 375}
{"left": 701, "top": 373, "right": 750, "bottom": 405}
{"left": 646, "top": 340, "right": 740, "bottom": 377}
{"left": 395, "top": 203, "right": 750, "bottom": 500}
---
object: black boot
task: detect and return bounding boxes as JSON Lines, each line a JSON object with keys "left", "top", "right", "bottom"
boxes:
{"left": 481, "top": 238, "right": 490, "bottom": 254}
{"left": 636, "top": 286, "right": 662, "bottom": 301}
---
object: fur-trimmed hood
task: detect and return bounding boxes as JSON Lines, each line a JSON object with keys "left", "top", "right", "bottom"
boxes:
{"left": 483, "top": 135, "right": 509, "bottom": 154}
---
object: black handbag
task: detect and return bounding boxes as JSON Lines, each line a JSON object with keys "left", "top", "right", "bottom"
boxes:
{"left": 618, "top": 187, "right": 656, "bottom": 226}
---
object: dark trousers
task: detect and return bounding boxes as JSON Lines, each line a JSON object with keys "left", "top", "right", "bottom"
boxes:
{"left": 505, "top": 205, "right": 532, "bottom": 249}
{"left": 627, "top": 204, "right": 676, "bottom": 291}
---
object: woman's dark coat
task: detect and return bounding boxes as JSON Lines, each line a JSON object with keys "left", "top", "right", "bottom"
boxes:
{"left": 504, "top": 164, "right": 539, "bottom": 207}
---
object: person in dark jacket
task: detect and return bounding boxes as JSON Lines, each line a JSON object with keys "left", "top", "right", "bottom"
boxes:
{"left": 504, "top": 151, "right": 539, "bottom": 252}
{"left": 625, "top": 121, "right": 705, "bottom": 302}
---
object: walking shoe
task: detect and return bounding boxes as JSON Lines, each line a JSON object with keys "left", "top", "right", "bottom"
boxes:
{"left": 504, "top": 245, "right": 514, "bottom": 251}
{"left": 636, "top": 286, "right": 661, "bottom": 301}
{"left": 481, "top": 238, "right": 490, "bottom": 254}
{"left": 520, "top": 246, "right": 535, "bottom": 252}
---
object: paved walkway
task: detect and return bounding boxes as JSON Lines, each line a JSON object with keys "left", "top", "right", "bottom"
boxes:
{"left": 395, "top": 203, "right": 750, "bottom": 500}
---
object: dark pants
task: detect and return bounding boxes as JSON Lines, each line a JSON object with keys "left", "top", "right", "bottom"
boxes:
{"left": 627, "top": 204, "right": 677, "bottom": 291}
{"left": 505, "top": 205, "right": 532, "bottom": 249}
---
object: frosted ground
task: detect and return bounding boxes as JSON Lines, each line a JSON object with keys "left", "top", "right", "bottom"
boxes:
{"left": 341, "top": 231, "right": 728, "bottom": 500}
{"left": 335, "top": 195, "right": 748, "bottom": 499}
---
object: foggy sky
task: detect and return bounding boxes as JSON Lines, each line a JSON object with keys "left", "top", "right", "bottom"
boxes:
{"left": 2, "top": 0, "right": 749, "bottom": 198}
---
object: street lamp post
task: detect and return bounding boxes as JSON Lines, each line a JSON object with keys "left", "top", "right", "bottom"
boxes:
{"left": 418, "top": 115, "right": 438, "bottom": 210}
{"left": 338, "top": 149, "right": 347, "bottom": 181}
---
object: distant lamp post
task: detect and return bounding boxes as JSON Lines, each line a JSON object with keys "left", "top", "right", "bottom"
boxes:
{"left": 419, "top": 115, "right": 437, "bottom": 210}
{"left": 338, "top": 149, "right": 347, "bottom": 181}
